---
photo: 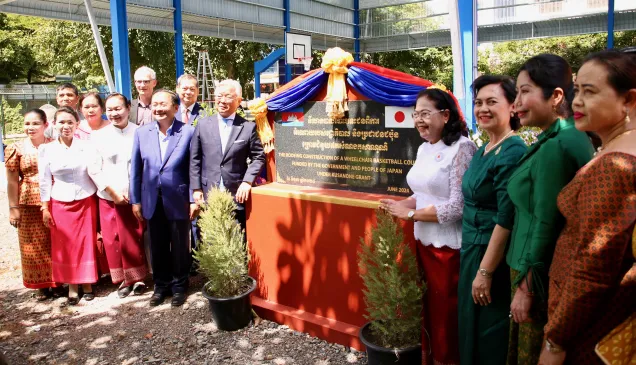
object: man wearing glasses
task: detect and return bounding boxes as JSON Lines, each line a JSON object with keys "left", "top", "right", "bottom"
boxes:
{"left": 176, "top": 74, "right": 204, "bottom": 125}
{"left": 131, "top": 66, "right": 157, "bottom": 126}
{"left": 189, "top": 79, "right": 265, "bottom": 232}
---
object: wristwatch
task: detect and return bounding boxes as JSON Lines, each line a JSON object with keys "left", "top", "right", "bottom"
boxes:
{"left": 478, "top": 268, "right": 493, "bottom": 278}
{"left": 407, "top": 210, "right": 415, "bottom": 221}
{"left": 545, "top": 339, "right": 564, "bottom": 353}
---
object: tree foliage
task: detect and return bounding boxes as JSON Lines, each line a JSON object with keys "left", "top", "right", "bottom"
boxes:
{"left": 363, "top": 46, "right": 454, "bottom": 90}
{"left": 1, "top": 97, "right": 24, "bottom": 135}
{"left": 0, "top": 14, "right": 37, "bottom": 84}
{"left": 358, "top": 209, "right": 423, "bottom": 349}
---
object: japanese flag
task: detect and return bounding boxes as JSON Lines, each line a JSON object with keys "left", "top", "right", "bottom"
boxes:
{"left": 385, "top": 106, "right": 415, "bottom": 128}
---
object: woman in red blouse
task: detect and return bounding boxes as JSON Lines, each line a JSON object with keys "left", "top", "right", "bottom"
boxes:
{"left": 539, "top": 50, "right": 636, "bottom": 365}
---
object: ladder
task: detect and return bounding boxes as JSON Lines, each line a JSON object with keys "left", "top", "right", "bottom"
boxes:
{"left": 196, "top": 51, "right": 215, "bottom": 104}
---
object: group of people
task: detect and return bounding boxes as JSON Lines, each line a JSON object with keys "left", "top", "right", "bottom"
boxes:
{"left": 382, "top": 49, "right": 635, "bottom": 365}
{"left": 5, "top": 66, "right": 265, "bottom": 308}
{"left": 4, "top": 49, "right": 634, "bottom": 365}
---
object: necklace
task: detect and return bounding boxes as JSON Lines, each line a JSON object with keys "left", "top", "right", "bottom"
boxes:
{"left": 595, "top": 129, "right": 635, "bottom": 156}
{"left": 484, "top": 130, "right": 515, "bottom": 154}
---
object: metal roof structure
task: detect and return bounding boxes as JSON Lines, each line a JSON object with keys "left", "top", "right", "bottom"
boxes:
{"left": 1, "top": 0, "right": 634, "bottom": 53}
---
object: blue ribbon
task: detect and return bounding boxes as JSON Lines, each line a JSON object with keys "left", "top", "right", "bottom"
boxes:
{"left": 266, "top": 70, "right": 328, "bottom": 111}
{"left": 347, "top": 66, "right": 428, "bottom": 107}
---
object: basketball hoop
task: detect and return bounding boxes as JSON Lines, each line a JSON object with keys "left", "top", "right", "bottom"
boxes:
{"left": 297, "top": 57, "right": 313, "bottom": 71}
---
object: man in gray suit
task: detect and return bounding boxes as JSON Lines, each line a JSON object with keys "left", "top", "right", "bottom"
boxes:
{"left": 130, "top": 66, "right": 157, "bottom": 125}
{"left": 189, "top": 79, "right": 265, "bottom": 231}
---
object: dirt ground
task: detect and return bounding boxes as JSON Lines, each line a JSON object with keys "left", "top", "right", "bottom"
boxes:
{"left": 0, "top": 181, "right": 367, "bottom": 365}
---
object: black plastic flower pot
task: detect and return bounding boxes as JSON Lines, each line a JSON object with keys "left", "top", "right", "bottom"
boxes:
{"left": 359, "top": 321, "right": 422, "bottom": 365}
{"left": 202, "top": 276, "right": 257, "bottom": 331}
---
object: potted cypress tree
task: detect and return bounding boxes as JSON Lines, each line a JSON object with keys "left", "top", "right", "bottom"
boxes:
{"left": 194, "top": 188, "right": 256, "bottom": 331}
{"left": 358, "top": 209, "right": 424, "bottom": 364}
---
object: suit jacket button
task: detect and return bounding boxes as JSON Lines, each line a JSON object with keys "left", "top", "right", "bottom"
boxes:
{"left": 220, "top": 164, "right": 224, "bottom": 168}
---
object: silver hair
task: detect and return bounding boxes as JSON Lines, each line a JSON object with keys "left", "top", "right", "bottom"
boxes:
{"left": 177, "top": 74, "right": 199, "bottom": 88}
{"left": 217, "top": 79, "right": 242, "bottom": 98}
{"left": 134, "top": 66, "right": 156, "bottom": 80}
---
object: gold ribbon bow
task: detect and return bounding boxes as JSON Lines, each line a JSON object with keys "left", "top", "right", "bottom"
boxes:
{"left": 248, "top": 98, "right": 274, "bottom": 154}
{"left": 321, "top": 47, "right": 354, "bottom": 119}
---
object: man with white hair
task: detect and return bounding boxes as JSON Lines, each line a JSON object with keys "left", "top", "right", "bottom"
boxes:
{"left": 189, "top": 79, "right": 265, "bottom": 232}
{"left": 130, "top": 66, "right": 157, "bottom": 125}
{"left": 176, "top": 74, "right": 203, "bottom": 125}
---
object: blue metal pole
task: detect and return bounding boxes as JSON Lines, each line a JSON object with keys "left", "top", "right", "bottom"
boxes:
{"left": 607, "top": 0, "right": 615, "bottom": 48}
{"left": 457, "top": 0, "right": 476, "bottom": 130}
{"left": 110, "top": 0, "right": 132, "bottom": 100}
{"left": 283, "top": 0, "right": 292, "bottom": 83}
{"left": 174, "top": 0, "right": 184, "bottom": 79}
{"left": 254, "top": 48, "right": 286, "bottom": 98}
{"left": 354, "top": 0, "right": 360, "bottom": 61}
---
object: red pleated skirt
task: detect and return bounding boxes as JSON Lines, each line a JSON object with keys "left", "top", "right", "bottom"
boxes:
{"left": 50, "top": 196, "right": 98, "bottom": 284}
{"left": 417, "top": 242, "right": 461, "bottom": 365}
{"left": 98, "top": 198, "right": 147, "bottom": 286}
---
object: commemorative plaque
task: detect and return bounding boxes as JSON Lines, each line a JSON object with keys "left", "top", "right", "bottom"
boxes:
{"left": 274, "top": 100, "right": 423, "bottom": 196}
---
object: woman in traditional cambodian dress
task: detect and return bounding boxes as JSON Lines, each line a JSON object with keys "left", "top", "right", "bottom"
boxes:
{"left": 77, "top": 92, "right": 111, "bottom": 275}
{"left": 88, "top": 93, "right": 147, "bottom": 298}
{"left": 76, "top": 92, "right": 109, "bottom": 139}
{"left": 382, "top": 88, "right": 476, "bottom": 365}
{"left": 505, "top": 54, "right": 595, "bottom": 365}
{"left": 39, "top": 106, "right": 98, "bottom": 305}
{"left": 538, "top": 50, "right": 636, "bottom": 365}
{"left": 5, "top": 109, "right": 56, "bottom": 299}
{"left": 458, "top": 75, "right": 527, "bottom": 365}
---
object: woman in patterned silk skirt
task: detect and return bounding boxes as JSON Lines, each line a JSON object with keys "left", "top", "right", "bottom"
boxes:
{"left": 539, "top": 50, "right": 636, "bottom": 365}
{"left": 5, "top": 109, "right": 56, "bottom": 299}
{"left": 506, "top": 54, "right": 594, "bottom": 365}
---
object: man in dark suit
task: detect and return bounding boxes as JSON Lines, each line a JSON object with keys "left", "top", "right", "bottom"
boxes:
{"left": 130, "top": 89, "right": 197, "bottom": 307}
{"left": 130, "top": 66, "right": 157, "bottom": 126}
{"left": 190, "top": 79, "right": 265, "bottom": 232}
{"left": 176, "top": 74, "right": 204, "bottom": 125}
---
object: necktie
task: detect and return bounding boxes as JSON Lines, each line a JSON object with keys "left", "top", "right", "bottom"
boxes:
{"left": 183, "top": 108, "right": 190, "bottom": 124}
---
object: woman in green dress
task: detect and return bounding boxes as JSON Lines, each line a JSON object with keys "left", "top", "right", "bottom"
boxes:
{"left": 506, "top": 54, "right": 595, "bottom": 365}
{"left": 459, "top": 75, "right": 527, "bottom": 365}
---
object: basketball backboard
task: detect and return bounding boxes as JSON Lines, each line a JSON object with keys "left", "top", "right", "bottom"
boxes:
{"left": 285, "top": 32, "right": 312, "bottom": 65}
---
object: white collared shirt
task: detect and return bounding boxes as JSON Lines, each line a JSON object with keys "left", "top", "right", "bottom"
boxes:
{"left": 157, "top": 120, "right": 175, "bottom": 162}
{"left": 88, "top": 122, "right": 138, "bottom": 201}
{"left": 39, "top": 138, "right": 97, "bottom": 202}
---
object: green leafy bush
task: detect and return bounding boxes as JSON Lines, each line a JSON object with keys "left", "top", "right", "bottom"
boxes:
{"left": 194, "top": 188, "right": 251, "bottom": 297}
{"left": 1, "top": 98, "right": 24, "bottom": 135}
{"left": 358, "top": 209, "right": 423, "bottom": 349}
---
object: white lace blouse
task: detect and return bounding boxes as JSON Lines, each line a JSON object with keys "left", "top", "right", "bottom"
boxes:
{"left": 406, "top": 136, "right": 476, "bottom": 249}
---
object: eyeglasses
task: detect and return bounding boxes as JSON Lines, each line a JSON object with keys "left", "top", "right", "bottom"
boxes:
{"left": 215, "top": 94, "right": 236, "bottom": 102}
{"left": 412, "top": 109, "right": 446, "bottom": 120}
{"left": 134, "top": 80, "right": 154, "bottom": 85}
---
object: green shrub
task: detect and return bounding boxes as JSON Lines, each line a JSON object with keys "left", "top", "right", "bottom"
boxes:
{"left": 194, "top": 188, "right": 251, "bottom": 297}
{"left": 1, "top": 98, "right": 24, "bottom": 135}
{"left": 358, "top": 209, "right": 423, "bottom": 349}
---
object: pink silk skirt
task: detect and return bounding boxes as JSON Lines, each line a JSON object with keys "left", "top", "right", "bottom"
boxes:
{"left": 98, "top": 198, "right": 147, "bottom": 286}
{"left": 50, "top": 196, "right": 98, "bottom": 284}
